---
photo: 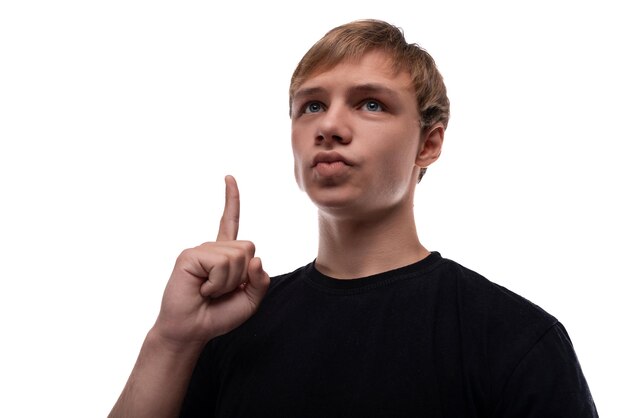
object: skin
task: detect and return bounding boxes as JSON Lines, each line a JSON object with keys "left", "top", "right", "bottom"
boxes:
{"left": 109, "top": 176, "right": 271, "bottom": 418}
{"left": 110, "top": 48, "right": 444, "bottom": 417}
{"left": 291, "top": 50, "right": 444, "bottom": 278}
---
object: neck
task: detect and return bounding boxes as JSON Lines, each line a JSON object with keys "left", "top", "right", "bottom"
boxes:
{"left": 315, "top": 202, "right": 429, "bottom": 279}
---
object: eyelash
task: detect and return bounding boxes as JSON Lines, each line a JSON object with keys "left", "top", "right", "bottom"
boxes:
{"left": 360, "top": 99, "right": 384, "bottom": 112}
{"left": 300, "top": 99, "right": 385, "bottom": 115}
{"left": 303, "top": 101, "right": 325, "bottom": 114}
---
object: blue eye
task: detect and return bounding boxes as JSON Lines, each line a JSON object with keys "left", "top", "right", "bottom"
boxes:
{"left": 362, "top": 100, "right": 383, "bottom": 112}
{"left": 304, "top": 102, "right": 324, "bottom": 113}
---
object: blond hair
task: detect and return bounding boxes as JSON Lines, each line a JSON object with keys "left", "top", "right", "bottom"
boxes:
{"left": 289, "top": 19, "right": 450, "bottom": 132}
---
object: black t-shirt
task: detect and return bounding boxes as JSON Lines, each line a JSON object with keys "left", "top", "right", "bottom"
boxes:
{"left": 181, "top": 252, "right": 597, "bottom": 417}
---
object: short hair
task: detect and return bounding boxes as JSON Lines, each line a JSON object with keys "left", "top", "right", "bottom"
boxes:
{"left": 289, "top": 20, "right": 450, "bottom": 182}
{"left": 289, "top": 19, "right": 450, "bottom": 131}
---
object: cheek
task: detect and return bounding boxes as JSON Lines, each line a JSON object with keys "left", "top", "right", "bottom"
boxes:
{"left": 291, "top": 124, "right": 306, "bottom": 156}
{"left": 368, "top": 132, "right": 420, "bottom": 188}
{"left": 293, "top": 157, "right": 305, "bottom": 190}
{"left": 291, "top": 131, "right": 305, "bottom": 189}
{"left": 370, "top": 125, "right": 419, "bottom": 164}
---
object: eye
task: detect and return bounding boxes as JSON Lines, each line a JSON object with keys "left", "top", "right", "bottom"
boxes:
{"left": 303, "top": 101, "right": 324, "bottom": 113}
{"left": 361, "top": 100, "right": 383, "bottom": 112}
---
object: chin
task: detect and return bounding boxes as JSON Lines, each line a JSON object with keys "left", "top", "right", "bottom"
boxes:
{"left": 310, "top": 196, "right": 353, "bottom": 211}
{"left": 307, "top": 191, "right": 368, "bottom": 219}
{"left": 306, "top": 186, "right": 356, "bottom": 206}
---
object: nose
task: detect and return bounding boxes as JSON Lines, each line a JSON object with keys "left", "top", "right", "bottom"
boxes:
{"left": 315, "top": 106, "right": 352, "bottom": 146}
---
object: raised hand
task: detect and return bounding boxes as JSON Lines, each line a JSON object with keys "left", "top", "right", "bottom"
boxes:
{"left": 109, "top": 177, "right": 270, "bottom": 418}
{"left": 152, "top": 175, "right": 271, "bottom": 348}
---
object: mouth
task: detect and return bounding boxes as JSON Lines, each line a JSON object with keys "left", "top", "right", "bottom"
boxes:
{"left": 311, "top": 152, "right": 353, "bottom": 177}
{"left": 312, "top": 152, "right": 354, "bottom": 168}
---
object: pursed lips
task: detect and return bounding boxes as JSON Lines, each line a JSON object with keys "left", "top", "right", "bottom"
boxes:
{"left": 312, "top": 152, "right": 354, "bottom": 167}
{"left": 310, "top": 151, "right": 355, "bottom": 178}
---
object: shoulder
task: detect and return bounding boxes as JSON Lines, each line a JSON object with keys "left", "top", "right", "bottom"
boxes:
{"left": 433, "top": 256, "right": 578, "bottom": 396}
{"left": 434, "top": 255, "right": 557, "bottom": 330}
{"left": 266, "top": 263, "right": 311, "bottom": 293}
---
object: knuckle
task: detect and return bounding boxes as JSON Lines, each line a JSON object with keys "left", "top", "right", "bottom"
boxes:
{"left": 215, "top": 253, "right": 230, "bottom": 267}
{"left": 234, "top": 251, "right": 247, "bottom": 264}
{"left": 234, "top": 253, "right": 247, "bottom": 269}
{"left": 240, "top": 240, "right": 256, "bottom": 255}
{"left": 176, "top": 248, "right": 195, "bottom": 265}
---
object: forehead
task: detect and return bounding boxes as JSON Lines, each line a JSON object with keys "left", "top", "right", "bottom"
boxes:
{"left": 295, "top": 50, "right": 413, "bottom": 94}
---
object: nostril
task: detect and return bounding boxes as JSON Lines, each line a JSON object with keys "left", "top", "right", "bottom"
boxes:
{"left": 316, "top": 133, "right": 349, "bottom": 145}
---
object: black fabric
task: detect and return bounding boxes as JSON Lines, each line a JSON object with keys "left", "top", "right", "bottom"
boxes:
{"left": 180, "top": 252, "right": 597, "bottom": 417}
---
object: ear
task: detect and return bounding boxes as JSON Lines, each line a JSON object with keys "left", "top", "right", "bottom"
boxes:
{"left": 415, "top": 122, "right": 444, "bottom": 169}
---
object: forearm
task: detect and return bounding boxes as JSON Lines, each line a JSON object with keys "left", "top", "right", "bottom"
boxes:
{"left": 109, "top": 328, "right": 205, "bottom": 418}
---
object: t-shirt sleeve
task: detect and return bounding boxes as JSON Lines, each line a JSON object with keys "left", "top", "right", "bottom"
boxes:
{"left": 493, "top": 322, "right": 598, "bottom": 417}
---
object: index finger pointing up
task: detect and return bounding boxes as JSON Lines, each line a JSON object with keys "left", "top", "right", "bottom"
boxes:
{"left": 217, "top": 175, "right": 240, "bottom": 241}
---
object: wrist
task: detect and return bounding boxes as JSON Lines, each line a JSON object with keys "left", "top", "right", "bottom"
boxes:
{"left": 145, "top": 326, "right": 208, "bottom": 360}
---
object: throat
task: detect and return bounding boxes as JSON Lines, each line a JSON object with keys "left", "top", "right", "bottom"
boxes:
{"left": 315, "top": 211, "right": 428, "bottom": 279}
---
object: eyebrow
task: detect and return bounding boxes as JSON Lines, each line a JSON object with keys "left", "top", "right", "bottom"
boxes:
{"left": 292, "top": 86, "right": 326, "bottom": 103}
{"left": 292, "top": 83, "right": 402, "bottom": 102}
{"left": 348, "top": 83, "right": 402, "bottom": 100}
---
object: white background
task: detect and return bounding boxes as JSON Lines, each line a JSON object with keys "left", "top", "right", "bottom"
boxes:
{"left": 1, "top": 1, "right": 624, "bottom": 416}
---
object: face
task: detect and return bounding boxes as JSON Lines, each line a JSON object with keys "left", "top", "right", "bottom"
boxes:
{"left": 291, "top": 50, "right": 429, "bottom": 219}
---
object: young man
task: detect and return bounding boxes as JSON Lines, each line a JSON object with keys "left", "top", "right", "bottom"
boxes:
{"left": 110, "top": 19, "right": 598, "bottom": 417}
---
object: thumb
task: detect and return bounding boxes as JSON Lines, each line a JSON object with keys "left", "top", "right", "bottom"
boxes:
{"left": 245, "top": 257, "right": 271, "bottom": 305}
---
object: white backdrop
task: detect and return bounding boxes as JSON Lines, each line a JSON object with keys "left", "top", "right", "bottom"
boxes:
{"left": 1, "top": 1, "right": 623, "bottom": 416}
